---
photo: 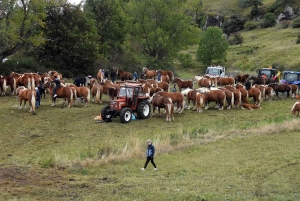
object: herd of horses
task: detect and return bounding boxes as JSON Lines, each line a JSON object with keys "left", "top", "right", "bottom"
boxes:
{"left": 1, "top": 68, "right": 300, "bottom": 118}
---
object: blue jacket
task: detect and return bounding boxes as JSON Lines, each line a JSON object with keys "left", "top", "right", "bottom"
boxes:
{"left": 36, "top": 89, "right": 41, "bottom": 101}
{"left": 146, "top": 144, "right": 155, "bottom": 157}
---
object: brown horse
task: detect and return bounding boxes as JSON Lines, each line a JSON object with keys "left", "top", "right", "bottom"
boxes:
{"left": 149, "top": 93, "right": 174, "bottom": 121}
{"left": 17, "top": 75, "right": 34, "bottom": 89}
{"left": 173, "top": 77, "right": 193, "bottom": 92}
{"left": 203, "top": 90, "right": 226, "bottom": 110}
{"left": 74, "top": 86, "right": 91, "bottom": 107}
{"left": 220, "top": 88, "right": 234, "bottom": 109}
{"left": 253, "top": 84, "right": 266, "bottom": 100}
{"left": 143, "top": 67, "right": 157, "bottom": 79}
{"left": 117, "top": 69, "right": 133, "bottom": 81}
{"left": 157, "top": 81, "right": 169, "bottom": 92}
{"left": 157, "top": 91, "right": 185, "bottom": 113}
{"left": 146, "top": 79, "right": 158, "bottom": 88}
{"left": 157, "top": 70, "right": 174, "bottom": 82}
{"left": 247, "top": 88, "right": 262, "bottom": 106}
{"left": 241, "top": 103, "right": 261, "bottom": 110}
{"left": 91, "top": 82, "right": 103, "bottom": 104}
{"left": 197, "top": 77, "right": 211, "bottom": 88}
{"left": 16, "top": 87, "right": 36, "bottom": 114}
{"left": 265, "top": 87, "right": 274, "bottom": 101}
{"left": 291, "top": 101, "right": 300, "bottom": 116}
{"left": 97, "top": 70, "right": 104, "bottom": 83}
{"left": 5, "top": 75, "right": 16, "bottom": 95}
{"left": 235, "top": 84, "right": 249, "bottom": 104}
{"left": 195, "top": 93, "right": 206, "bottom": 113}
{"left": 160, "top": 74, "right": 170, "bottom": 83}
{"left": 290, "top": 84, "right": 299, "bottom": 98}
{"left": 235, "top": 74, "right": 249, "bottom": 85}
{"left": 150, "top": 87, "right": 163, "bottom": 97}
{"left": 268, "top": 83, "right": 292, "bottom": 98}
{"left": 218, "top": 77, "right": 234, "bottom": 86}
{"left": 224, "top": 87, "right": 242, "bottom": 108}
{"left": 43, "top": 82, "right": 73, "bottom": 107}
{"left": 186, "top": 89, "right": 198, "bottom": 110}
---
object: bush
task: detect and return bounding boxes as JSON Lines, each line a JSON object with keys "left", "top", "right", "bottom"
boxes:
{"left": 261, "top": 13, "right": 276, "bottom": 28}
{"left": 177, "top": 53, "right": 193, "bottom": 68}
{"left": 244, "top": 21, "right": 258, "bottom": 30}
{"left": 222, "top": 14, "right": 246, "bottom": 35}
{"left": 278, "top": 20, "right": 291, "bottom": 29}
{"left": 292, "top": 17, "right": 300, "bottom": 28}
{"left": 228, "top": 33, "right": 244, "bottom": 45}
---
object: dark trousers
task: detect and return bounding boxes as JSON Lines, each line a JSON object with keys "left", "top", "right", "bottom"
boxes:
{"left": 144, "top": 156, "right": 156, "bottom": 168}
{"left": 53, "top": 86, "right": 60, "bottom": 95}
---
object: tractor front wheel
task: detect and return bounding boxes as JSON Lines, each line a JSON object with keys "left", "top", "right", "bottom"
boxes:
{"left": 120, "top": 107, "right": 132, "bottom": 123}
{"left": 101, "top": 105, "right": 112, "bottom": 121}
{"left": 137, "top": 100, "right": 151, "bottom": 119}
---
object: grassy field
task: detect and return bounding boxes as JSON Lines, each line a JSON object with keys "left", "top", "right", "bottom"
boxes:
{"left": 1, "top": 85, "right": 300, "bottom": 200}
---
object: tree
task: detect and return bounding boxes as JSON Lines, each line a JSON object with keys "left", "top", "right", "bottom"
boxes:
{"left": 33, "top": 3, "right": 100, "bottom": 76}
{"left": 127, "top": 0, "right": 200, "bottom": 68}
{"left": 84, "top": 0, "right": 127, "bottom": 61}
{"left": 261, "top": 13, "right": 276, "bottom": 28}
{"left": 239, "top": 0, "right": 263, "bottom": 8}
{"left": 0, "top": 0, "right": 47, "bottom": 63}
{"left": 196, "top": 27, "right": 229, "bottom": 66}
{"left": 222, "top": 14, "right": 246, "bottom": 35}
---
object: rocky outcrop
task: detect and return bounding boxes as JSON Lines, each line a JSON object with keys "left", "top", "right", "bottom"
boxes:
{"left": 276, "top": 6, "right": 297, "bottom": 23}
{"left": 202, "top": 15, "right": 223, "bottom": 30}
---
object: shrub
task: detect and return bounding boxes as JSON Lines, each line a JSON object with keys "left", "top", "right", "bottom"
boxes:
{"left": 278, "top": 20, "right": 290, "bottom": 29}
{"left": 261, "top": 13, "right": 276, "bottom": 28}
{"left": 244, "top": 21, "right": 258, "bottom": 30}
{"left": 292, "top": 17, "right": 300, "bottom": 28}
{"left": 177, "top": 53, "right": 193, "bottom": 68}
{"left": 228, "top": 33, "right": 244, "bottom": 45}
{"left": 222, "top": 14, "right": 246, "bottom": 35}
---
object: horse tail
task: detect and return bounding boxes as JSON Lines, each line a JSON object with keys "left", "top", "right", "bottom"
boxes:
{"left": 289, "top": 85, "right": 292, "bottom": 97}
{"left": 95, "top": 86, "right": 100, "bottom": 103}
{"left": 13, "top": 78, "right": 16, "bottom": 94}
{"left": 200, "top": 94, "right": 204, "bottom": 111}
{"left": 87, "top": 88, "right": 91, "bottom": 104}
{"left": 238, "top": 91, "right": 242, "bottom": 108}
{"left": 70, "top": 88, "right": 74, "bottom": 107}
{"left": 31, "top": 77, "right": 35, "bottom": 89}
{"left": 263, "top": 87, "right": 266, "bottom": 100}
{"left": 222, "top": 92, "right": 226, "bottom": 110}
{"left": 27, "top": 77, "right": 31, "bottom": 89}
{"left": 231, "top": 92, "right": 234, "bottom": 109}
{"left": 2, "top": 77, "right": 7, "bottom": 95}
{"left": 296, "top": 85, "right": 299, "bottom": 95}
{"left": 31, "top": 90, "right": 36, "bottom": 113}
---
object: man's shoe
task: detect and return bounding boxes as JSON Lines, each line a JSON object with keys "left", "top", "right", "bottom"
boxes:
{"left": 141, "top": 168, "right": 145, "bottom": 171}
{"left": 54, "top": 94, "right": 57, "bottom": 98}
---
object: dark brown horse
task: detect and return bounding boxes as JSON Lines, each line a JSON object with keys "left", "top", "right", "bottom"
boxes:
{"left": 6, "top": 75, "right": 16, "bottom": 95}
{"left": 268, "top": 83, "right": 292, "bottom": 98}
{"left": 235, "top": 74, "right": 249, "bottom": 85}
{"left": 117, "top": 69, "right": 133, "bottom": 81}
{"left": 143, "top": 67, "right": 157, "bottom": 79}
{"left": 173, "top": 77, "right": 193, "bottom": 92}
{"left": 149, "top": 93, "right": 174, "bottom": 121}
{"left": 157, "top": 91, "right": 185, "bottom": 113}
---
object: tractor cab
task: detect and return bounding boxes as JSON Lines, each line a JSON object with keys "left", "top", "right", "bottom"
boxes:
{"left": 101, "top": 83, "right": 151, "bottom": 123}
{"left": 283, "top": 71, "right": 300, "bottom": 85}
{"left": 257, "top": 68, "right": 278, "bottom": 79}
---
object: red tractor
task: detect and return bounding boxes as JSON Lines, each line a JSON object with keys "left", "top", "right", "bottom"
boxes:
{"left": 101, "top": 83, "right": 151, "bottom": 123}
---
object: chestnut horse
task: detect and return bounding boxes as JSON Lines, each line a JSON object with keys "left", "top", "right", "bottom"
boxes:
{"left": 142, "top": 67, "right": 157, "bottom": 79}
{"left": 252, "top": 84, "right": 266, "bottom": 100}
{"left": 91, "top": 82, "right": 103, "bottom": 104}
{"left": 268, "top": 83, "right": 292, "bottom": 98}
{"left": 0, "top": 76, "right": 6, "bottom": 95}
{"left": 264, "top": 87, "right": 274, "bottom": 101}
{"left": 220, "top": 88, "right": 234, "bottom": 109}
{"left": 218, "top": 77, "right": 234, "bottom": 86}
{"left": 157, "top": 70, "right": 174, "bottom": 82}
{"left": 16, "top": 87, "right": 36, "bottom": 114}
{"left": 186, "top": 89, "right": 198, "bottom": 110}
{"left": 197, "top": 77, "right": 211, "bottom": 88}
{"left": 160, "top": 74, "right": 170, "bottom": 83}
{"left": 247, "top": 88, "right": 262, "bottom": 106}
{"left": 224, "top": 87, "right": 242, "bottom": 108}
{"left": 291, "top": 101, "right": 300, "bottom": 116}
{"left": 203, "top": 90, "right": 226, "bottom": 110}
{"left": 195, "top": 93, "right": 206, "bottom": 113}
{"left": 235, "top": 84, "right": 249, "bottom": 104}
{"left": 117, "top": 69, "right": 133, "bottom": 81}
{"left": 173, "top": 77, "right": 193, "bottom": 92}
{"left": 43, "top": 82, "right": 73, "bottom": 107}
{"left": 157, "top": 81, "right": 169, "bottom": 92}
{"left": 157, "top": 91, "right": 185, "bottom": 113}
{"left": 6, "top": 75, "right": 16, "bottom": 95}
{"left": 290, "top": 84, "right": 299, "bottom": 97}
{"left": 149, "top": 93, "right": 174, "bottom": 121}
{"left": 74, "top": 86, "right": 91, "bottom": 107}
{"left": 235, "top": 74, "right": 249, "bottom": 85}
{"left": 97, "top": 70, "right": 104, "bottom": 83}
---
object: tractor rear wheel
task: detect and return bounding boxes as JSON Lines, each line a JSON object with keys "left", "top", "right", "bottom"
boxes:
{"left": 120, "top": 107, "right": 132, "bottom": 123}
{"left": 101, "top": 105, "right": 112, "bottom": 121}
{"left": 137, "top": 100, "right": 151, "bottom": 119}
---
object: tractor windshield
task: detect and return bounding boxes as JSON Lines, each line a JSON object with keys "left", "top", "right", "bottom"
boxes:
{"left": 119, "top": 87, "right": 133, "bottom": 98}
{"left": 206, "top": 68, "right": 220, "bottom": 75}
{"left": 284, "top": 73, "right": 300, "bottom": 82}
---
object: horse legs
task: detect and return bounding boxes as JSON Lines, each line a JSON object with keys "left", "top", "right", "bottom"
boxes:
{"left": 19, "top": 100, "right": 23, "bottom": 110}
{"left": 51, "top": 97, "right": 56, "bottom": 107}
{"left": 152, "top": 105, "right": 155, "bottom": 117}
{"left": 192, "top": 100, "right": 196, "bottom": 111}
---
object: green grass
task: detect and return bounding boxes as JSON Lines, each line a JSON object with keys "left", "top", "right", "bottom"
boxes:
{"left": 1, "top": 87, "right": 300, "bottom": 200}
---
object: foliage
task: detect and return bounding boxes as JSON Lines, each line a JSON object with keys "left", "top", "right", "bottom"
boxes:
{"left": 0, "top": 0, "right": 47, "bottom": 63}
{"left": 196, "top": 27, "right": 229, "bottom": 65}
{"left": 0, "top": 55, "right": 41, "bottom": 75}
{"left": 244, "top": 21, "right": 258, "bottom": 30}
{"left": 292, "top": 17, "right": 300, "bottom": 28}
{"left": 84, "top": 0, "right": 128, "bottom": 60}
{"left": 238, "top": 0, "right": 263, "bottom": 8}
{"left": 177, "top": 53, "right": 193, "bottom": 68}
{"left": 297, "top": 34, "right": 300, "bottom": 44}
{"left": 278, "top": 20, "right": 291, "bottom": 29}
{"left": 126, "top": 0, "right": 200, "bottom": 69}
{"left": 222, "top": 14, "right": 246, "bottom": 35}
{"left": 261, "top": 13, "right": 277, "bottom": 28}
{"left": 228, "top": 32, "right": 244, "bottom": 45}
{"left": 33, "top": 2, "right": 100, "bottom": 76}
{"left": 268, "top": 0, "right": 296, "bottom": 16}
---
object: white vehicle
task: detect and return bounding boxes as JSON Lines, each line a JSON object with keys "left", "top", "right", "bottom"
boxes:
{"left": 205, "top": 65, "right": 226, "bottom": 77}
